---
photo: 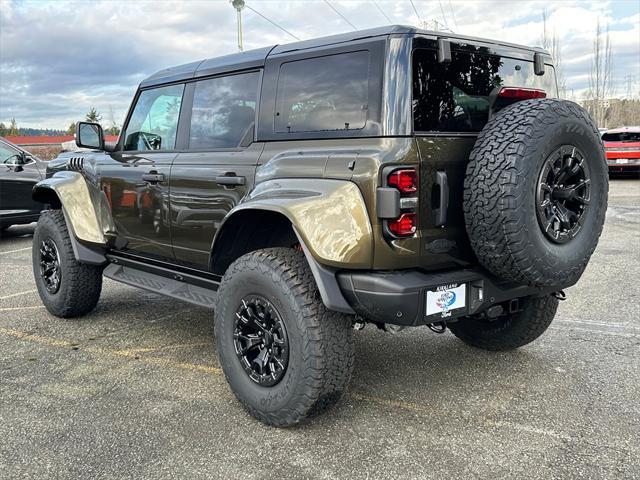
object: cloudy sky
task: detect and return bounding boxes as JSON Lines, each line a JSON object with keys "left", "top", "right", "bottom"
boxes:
{"left": 0, "top": 0, "right": 638, "bottom": 129}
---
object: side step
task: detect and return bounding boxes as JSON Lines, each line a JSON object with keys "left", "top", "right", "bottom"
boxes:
{"left": 104, "top": 263, "right": 218, "bottom": 309}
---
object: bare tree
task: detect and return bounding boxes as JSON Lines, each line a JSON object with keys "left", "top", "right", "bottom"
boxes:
{"left": 107, "top": 105, "right": 121, "bottom": 136}
{"left": 587, "top": 20, "right": 613, "bottom": 127}
{"left": 541, "top": 10, "right": 567, "bottom": 98}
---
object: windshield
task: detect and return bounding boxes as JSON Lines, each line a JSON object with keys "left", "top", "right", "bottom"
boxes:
{"left": 412, "top": 45, "right": 557, "bottom": 133}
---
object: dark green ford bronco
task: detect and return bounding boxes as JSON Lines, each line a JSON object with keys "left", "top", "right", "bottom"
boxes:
{"left": 33, "top": 26, "right": 607, "bottom": 426}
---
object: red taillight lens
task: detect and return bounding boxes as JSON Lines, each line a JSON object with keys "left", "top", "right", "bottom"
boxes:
{"left": 388, "top": 169, "right": 417, "bottom": 193}
{"left": 498, "top": 87, "right": 547, "bottom": 100}
{"left": 388, "top": 213, "right": 416, "bottom": 237}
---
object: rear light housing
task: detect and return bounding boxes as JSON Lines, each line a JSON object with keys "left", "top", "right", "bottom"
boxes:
{"left": 381, "top": 167, "right": 418, "bottom": 238}
{"left": 388, "top": 213, "right": 416, "bottom": 237}
{"left": 387, "top": 169, "right": 417, "bottom": 193}
{"left": 497, "top": 87, "right": 547, "bottom": 100}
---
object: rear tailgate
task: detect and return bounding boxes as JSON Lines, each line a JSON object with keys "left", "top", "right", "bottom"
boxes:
{"left": 416, "top": 136, "right": 477, "bottom": 268}
{"left": 411, "top": 41, "right": 558, "bottom": 270}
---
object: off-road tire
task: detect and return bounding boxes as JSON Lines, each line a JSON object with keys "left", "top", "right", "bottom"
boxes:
{"left": 448, "top": 295, "right": 559, "bottom": 351}
{"left": 32, "top": 210, "right": 103, "bottom": 318}
{"left": 214, "top": 248, "right": 354, "bottom": 427}
{"left": 464, "top": 99, "right": 608, "bottom": 288}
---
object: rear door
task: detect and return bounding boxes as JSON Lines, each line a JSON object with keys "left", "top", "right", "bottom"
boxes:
{"left": 170, "top": 71, "right": 262, "bottom": 269}
{"left": 411, "top": 43, "right": 557, "bottom": 268}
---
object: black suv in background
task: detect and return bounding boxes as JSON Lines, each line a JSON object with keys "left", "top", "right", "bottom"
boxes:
{"left": 33, "top": 26, "right": 607, "bottom": 426}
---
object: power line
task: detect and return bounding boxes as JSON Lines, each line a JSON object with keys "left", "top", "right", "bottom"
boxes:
{"left": 324, "top": 0, "right": 357, "bottom": 30}
{"left": 447, "top": 0, "right": 459, "bottom": 31}
{"left": 409, "top": 0, "right": 422, "bottom": 22}
{"left": 245, "top": 4, "right": 301, "bottom": 41}
{"left": 438, "top": 0, "right": 450, "bottom": 30}
{"left": 373, "top": 0, "right": 393, "bottom": 24}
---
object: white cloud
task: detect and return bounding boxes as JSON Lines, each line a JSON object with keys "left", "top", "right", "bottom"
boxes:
{"left": 0, "top": 0, "right": 638, "bottom": 128}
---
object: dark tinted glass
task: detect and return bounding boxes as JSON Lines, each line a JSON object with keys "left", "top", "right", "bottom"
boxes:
{"left": 602, "top": 131, "right": 640, "bottom": 142}
{"left": 413, "top": 48, "right": 557, "bottom": 132}
{"left": 189, "top": 72, "right": 259, "bottom": 149}
{"left": 275, "top": 51, "right": 369, "bottom": 133}
{"left": 123, "top": 84, "right": 184, "bottom": 151}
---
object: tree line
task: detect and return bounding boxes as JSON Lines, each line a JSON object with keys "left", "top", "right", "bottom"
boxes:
{"left": 0, "top": 107, "right": 121, "bottom": 138}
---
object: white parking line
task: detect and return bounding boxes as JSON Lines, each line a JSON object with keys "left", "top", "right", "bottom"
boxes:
{"left": 557, "top": 319, "right": 635, "bottom": 329}
{"left": 0, "top": 289, "right": 37, "bottom": 300}
{"left": 0, "top": 247, "right": 31, "bottom": 255}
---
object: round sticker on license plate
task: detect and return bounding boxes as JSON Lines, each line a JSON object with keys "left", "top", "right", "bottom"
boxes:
{"left": 426, "top": 283, "right": 466, "bottom": 318}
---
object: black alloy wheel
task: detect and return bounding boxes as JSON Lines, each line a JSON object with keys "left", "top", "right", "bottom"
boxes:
{"left": 39, "top": 238, "right": 61, "bottom": 294}
{"left": 233, "top": 295, "right": 289, "bottom": 387}
{"left": 536, "top": 145, "right": 591, "bottom": 244}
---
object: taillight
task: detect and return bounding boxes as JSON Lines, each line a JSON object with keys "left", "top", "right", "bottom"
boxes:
{"left": 387, "top": 169, "right": 417, "bottom": 193}
{"left": 388, "top": 213, "right": 416, "bottom": 236}
{"left": 382, "top": 167, "right": 418, "bottom": 238}
{"left": 498, "top": 87, "right": 547, "bottom": 100}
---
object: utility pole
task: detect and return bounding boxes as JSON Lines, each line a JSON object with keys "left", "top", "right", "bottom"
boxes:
{"left": 232, "top": 0, "right": 245, "bottom": 51}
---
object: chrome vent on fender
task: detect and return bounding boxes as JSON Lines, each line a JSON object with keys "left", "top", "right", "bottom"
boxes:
{"left": 67, "top": 156, "right": 85, "bottom": 171}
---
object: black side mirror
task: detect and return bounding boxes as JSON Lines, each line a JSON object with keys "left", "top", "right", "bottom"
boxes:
{"left": 76, "top": 122, "right": 105, "bottom": 150}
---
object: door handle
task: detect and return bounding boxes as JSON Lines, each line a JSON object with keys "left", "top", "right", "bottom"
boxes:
{"left": 141, "top": 172, "right": 165, "bottom": 183}
{"left": 434, "top": 171, "right": 449, "bottom": 227}
{"left": 215, "top": 174, "right": 245, "bottom": 186}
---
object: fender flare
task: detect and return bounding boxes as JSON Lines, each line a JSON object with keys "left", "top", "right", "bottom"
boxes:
{"left": 213, "top": 178, "right": 373, "bottom": 314}
{"left": 223, "top": 178, "right": 373, "bottom": 268}
{"left": 32, "top": 172, "right": 107, "bottom": 265}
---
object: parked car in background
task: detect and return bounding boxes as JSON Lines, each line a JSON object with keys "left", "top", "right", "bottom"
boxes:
{"left": 602, "top": 126, "right": 640, "bottom": 175}
{"left": 0, "top": 137, "right": 46, "bottom": 231}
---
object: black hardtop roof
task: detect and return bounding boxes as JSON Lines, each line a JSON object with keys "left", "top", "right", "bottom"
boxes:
{"left": 140, "top": 25, "right": 549, "bottom": 88}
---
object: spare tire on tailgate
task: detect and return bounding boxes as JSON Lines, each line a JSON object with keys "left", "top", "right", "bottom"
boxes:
{"left": 464, "top": 99, "right": 608, "bottom": 288}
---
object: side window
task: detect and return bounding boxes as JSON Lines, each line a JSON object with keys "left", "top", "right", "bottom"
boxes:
{"left": 189, "top": 72, "right": 259, "bottom": 150}
{"left": 275, "top": 51, "right": 369, "bottom": 133}
{"left": 123, "top": 84, "right": 185, "bottom": 151}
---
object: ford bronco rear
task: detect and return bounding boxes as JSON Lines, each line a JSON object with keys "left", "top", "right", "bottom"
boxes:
{"left": 33, "top": 26, "right": 607, "bottom": 426}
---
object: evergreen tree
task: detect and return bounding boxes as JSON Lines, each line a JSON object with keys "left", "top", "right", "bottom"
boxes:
{"left": 67, "top": 122, "right": 76, "bottom": 135}
{"left": 0, "top": 123, "right": 6, "bottom": 137}
{"left": 85, "top": 107, "right": 102, "bottom": 123}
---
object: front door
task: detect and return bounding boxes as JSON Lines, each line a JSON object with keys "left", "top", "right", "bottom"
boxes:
{"left": 101, "top": 83, "right": 185, "bottom": 261}
{"left": 170, "top": 71, "right": 262, "bottom": 269}
{"left": 0, "top": 141, "right": 43, "bottom": 222}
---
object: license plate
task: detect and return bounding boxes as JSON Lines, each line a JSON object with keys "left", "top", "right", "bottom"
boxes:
{"left": 426, "top": 283, "right": 466, "bottom": 318}
{"left": 616, "top": 159, "right": 629, "bottom": 164}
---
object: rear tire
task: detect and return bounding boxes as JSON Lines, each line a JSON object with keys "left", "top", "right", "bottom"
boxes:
{"left": 214, "top": 248, "right": 354, "bottom": 427}
{"left": 32, "top": 210, "right": 103, "bottom": 318}
{"left": 448, "top": 295, "right": 559, "bottom": 351}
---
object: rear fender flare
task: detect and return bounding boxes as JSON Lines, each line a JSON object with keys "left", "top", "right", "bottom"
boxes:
{"left": 221, "top": 178, "right": 373, "bottom": 269}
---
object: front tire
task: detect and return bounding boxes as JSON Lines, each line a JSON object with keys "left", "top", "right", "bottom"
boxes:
{"left": 33, "top": 210, "right": 103, "bottom": 318}
{"left": 214, "top": 248, "right": 354, "bottom": 427}
{"left": 448, "top": 295, "right": 559, "bottom": 351}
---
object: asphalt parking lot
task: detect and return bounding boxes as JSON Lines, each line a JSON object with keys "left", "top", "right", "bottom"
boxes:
{"left": 1, "top": 178, "right": 638, "bottom": 479}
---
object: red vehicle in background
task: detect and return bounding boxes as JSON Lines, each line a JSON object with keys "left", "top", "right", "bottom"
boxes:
{"left": 602, "top": 127, "right": 640, "bottom": 175}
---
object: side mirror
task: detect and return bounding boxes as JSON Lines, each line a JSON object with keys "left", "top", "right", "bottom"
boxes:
{"left": 76, "top": 122, "right": 104, "bottom": 150}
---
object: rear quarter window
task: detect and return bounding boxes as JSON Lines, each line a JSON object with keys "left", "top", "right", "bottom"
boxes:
{"left": 412, "top": 47, "right": 557, "bottom": 133}
{"left": 274, "top": 51, "right": 370, "bottom": 133}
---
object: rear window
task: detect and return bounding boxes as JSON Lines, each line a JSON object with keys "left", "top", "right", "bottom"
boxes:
{"left": 413, "top": 48, "right": 557, "bottom": 133}
{"left": 275, "top": 51, "right": 369, "bottom": 133}
{"left": 601, "top": 131, "right": 640, "bottom": 142}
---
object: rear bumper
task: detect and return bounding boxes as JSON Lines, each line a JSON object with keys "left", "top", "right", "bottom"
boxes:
{"left": 607, "top": 158, "right": 640, "bottom": 174}
{"left": 337, "top": 268, "right": 554, "bottom": 326}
